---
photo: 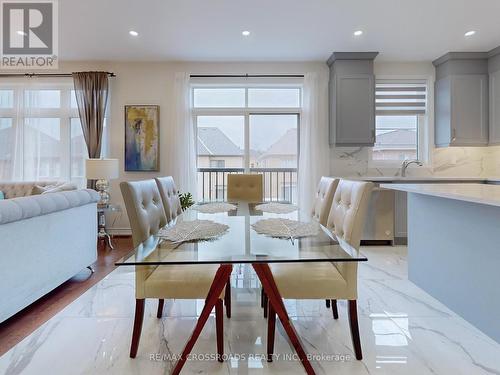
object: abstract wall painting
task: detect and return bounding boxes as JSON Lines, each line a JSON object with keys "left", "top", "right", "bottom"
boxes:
{"left": 124, "top": 105, "right": 159, "bottom": 171}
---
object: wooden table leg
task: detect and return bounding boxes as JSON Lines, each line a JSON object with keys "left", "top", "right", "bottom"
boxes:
{"left": 253, "top": 263, "right": 316, "bottom": 375}
{"left": 171, "top": 264, "right": 233, "bottom": 375}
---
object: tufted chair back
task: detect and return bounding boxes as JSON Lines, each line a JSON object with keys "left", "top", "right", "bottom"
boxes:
{"left": 311, "top": 177, "right": 339, "bottom": 226}
{"left": 0, "top": 181, "right": 58, "bottom": 199}
{"left": 227, "top": 174, "right": 263, "bottom": 202}
{"left": 155, "top": 176, "right": 182, "bottom": 224}
{"left": 326, "top": 180, "right": 373, "bottom": 249}
{"left": 120, "top": 180, "right": 167, "bottom": 248}
{"left": 325, "top": 179, "right": 373, "bottom": 299}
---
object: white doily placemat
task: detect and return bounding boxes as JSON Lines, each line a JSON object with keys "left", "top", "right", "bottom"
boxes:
{"left": 158, "top": 220, "right": 229, "bottom": 243}
{"left": 193, "top": 202, "right": 237, "bottom": 214}
{"left": 252, "top": 218, "right": 319, "bottom": 241}
{"left": 255, "top": 202, "right": 298, "bottom": 214}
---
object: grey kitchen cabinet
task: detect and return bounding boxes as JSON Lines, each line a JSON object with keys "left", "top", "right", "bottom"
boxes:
{"left": 433, "top": 53, "right": 489, "bottom": 147}
{"left": 394, "top": 190, "right": 408, "bottom": 240}
{"left": 327, "top": 52, "right": 378, "bottom": 146}
{"left": 363, "top": 187, "right": 395, "bottom": 244}
{"left": 489, "top": 47, "right": 500, "bottom": 145}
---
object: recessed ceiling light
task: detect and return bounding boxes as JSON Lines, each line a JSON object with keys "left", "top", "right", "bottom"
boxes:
{"left": 353, "top": 30, "right": 363, "bottom": 36}
{"left": 129, "top": 30, "right": 139, "bottom": 36}
{"left": 242, "top": 30, "right": 250, "bottom": 36}
{"left": 464, "top": 30, "right": 476, "bottom": 37}
{"left": 16, "top": 30, "right": 27, "bottom": 36}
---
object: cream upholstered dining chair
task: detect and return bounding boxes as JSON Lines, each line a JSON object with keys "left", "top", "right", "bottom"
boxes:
{"left": 260, "top": 176, "right": 340, "bottom": 313}
{"left": 312, "top": 177, "right": 339, "bottom": 226}
{"left": 227, "top": 174, "right": 263, "bottom": 202}
{"left": 311, "top": 176, "right": 340, "bottom": 310}
{"left": 155, "top": 176, "right": 232, "bottom": 318}
{"left": 154, "top": 176, "right": 182, "bottom": 223}
{"left": 266, "top": 180, "right": 373, "bottom": 361}
{"left": 120, "top": 179, "right": 225, "bottom": 359}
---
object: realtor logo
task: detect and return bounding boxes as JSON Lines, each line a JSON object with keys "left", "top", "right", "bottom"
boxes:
{"left": 0, "top": 0, "right": 58, "bottom": 69}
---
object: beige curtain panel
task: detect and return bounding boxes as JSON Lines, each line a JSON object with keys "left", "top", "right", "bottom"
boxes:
{"left": 72, "top": 71, "right": 109, "bottom": 158}
{"left": 72, "top": 71, "right": 110, "bottom": 187}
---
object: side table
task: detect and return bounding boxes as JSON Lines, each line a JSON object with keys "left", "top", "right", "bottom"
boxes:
{"left": 97, "top": 204, "right": 121, "bottom": 250}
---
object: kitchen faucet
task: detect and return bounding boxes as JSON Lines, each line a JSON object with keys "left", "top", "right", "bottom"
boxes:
{"left": 401, "top": 159, "right": 423, "bottom": 177}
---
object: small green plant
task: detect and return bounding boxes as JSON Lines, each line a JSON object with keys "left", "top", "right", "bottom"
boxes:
{"left": 179, "top": 191, "right": 194, "bottom": 211}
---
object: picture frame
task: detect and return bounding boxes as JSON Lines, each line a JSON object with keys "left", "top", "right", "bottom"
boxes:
{"left": 124, "top": 105, "right": 160, "bottom": 171}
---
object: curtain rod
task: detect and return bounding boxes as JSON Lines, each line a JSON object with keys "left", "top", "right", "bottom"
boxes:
{"left": 190, "top": 74, "right": 304, "bottom": 78}
{"left": 0, "top": 72, "right": 116, "bottom": 78}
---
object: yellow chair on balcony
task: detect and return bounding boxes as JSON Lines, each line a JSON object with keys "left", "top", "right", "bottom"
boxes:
{"left": 227, "top": 174, "right": 263, "bottom": 202}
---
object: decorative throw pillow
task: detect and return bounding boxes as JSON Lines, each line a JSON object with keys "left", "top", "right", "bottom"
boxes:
{"left": 31, "top": 185, "right": 49, "bottom": 195}
{"left": 0, "top": 191, "right": 4, "bottom": 200}
{"left": 41, "top": 182, "right": 78, "bottom": 194}
{"left": 31, "top": 182, "right": 78, "bottom": 195}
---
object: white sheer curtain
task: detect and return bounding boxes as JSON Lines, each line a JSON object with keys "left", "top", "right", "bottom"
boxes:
{"left": 169, "top": 72, "right": 198, "bottom": 198}
{"left": 1, "top": 85, "right": 64, "bottom": 181}
{"left": 0, "top": 81, "right": 82, "bottom": 183}
{"left": 298, "top": 72, "right": 330, "bottom": 214}
{"left": 0, "top": 86, "right": 24, "bottom": 181}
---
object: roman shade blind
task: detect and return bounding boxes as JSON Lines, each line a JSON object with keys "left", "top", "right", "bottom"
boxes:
{"left": 375, "top": 80, "right": 427, "bottom": 116}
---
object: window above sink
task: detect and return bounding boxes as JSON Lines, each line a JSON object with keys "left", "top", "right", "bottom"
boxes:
{"left": 369, "top": 79, "right": 429, "bottom": 167}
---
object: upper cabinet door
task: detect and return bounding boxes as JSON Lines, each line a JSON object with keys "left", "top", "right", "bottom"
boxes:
{"left": 334, "top": 74, "right": 375, "bottom": 146}
{"left": 450, "top": 74, "right": 488, "bottom": 146}
{"left": 434, "top": 77, "right": 452, "bottom": 147}
{"left": 327, "top": 52, "right": 378, "bottom": 146}
{"left": 433, "top": 53, "right": 489, "bottom": 147}
{"left": 489, "top": 70, "right": 500, "bottom": 145}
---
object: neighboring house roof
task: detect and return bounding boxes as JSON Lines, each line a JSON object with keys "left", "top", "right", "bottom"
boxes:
{"left": 375, "top": 129, "right": 416, "bottom": 149}
{"left": 259, "top": 128, "right": 297, "bottom": 159}
{"left": 197, "top": 127, "right": 243, "bottom": 156}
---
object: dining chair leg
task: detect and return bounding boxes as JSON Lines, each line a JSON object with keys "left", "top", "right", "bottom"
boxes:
{"left": 267, "top": 302, "right": 276, "bottom": 362}
{"left": 263, "top": 292, "right": 268, "bottom": 318}
{"left": 215, "top": 298, "right": 224, "bottom": 362}
{"left": 157, "top": 299, "right": 164, "bottom": 318}
{"left": 331, "top": 300, "right": 339, "bottom": 320}
{"left": 224, "top": 280, "right": 231, "bottom": 318}
{"left": 348, "top": 300, "right": 362, "bottom": 360}
{"left": 326, "top": 299, "right": 330, "bottom": 308}
{"left": 130, "top": 298, "right": 145, "bottom": 358}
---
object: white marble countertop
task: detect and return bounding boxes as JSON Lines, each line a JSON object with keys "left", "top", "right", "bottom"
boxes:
{"left": 380, "top": 183, "right": 500, "bottom": 207}
{"left": 345, "top": 176, "right": 487, "bottom": 182}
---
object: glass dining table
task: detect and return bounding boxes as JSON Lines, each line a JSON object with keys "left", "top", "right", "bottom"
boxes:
{"left": 115, "top": 202, "right": 367, "bottom": 375}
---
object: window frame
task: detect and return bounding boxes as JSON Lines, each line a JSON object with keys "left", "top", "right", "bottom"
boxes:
{"left": 0, "top": 80, "right": 109, "bottom": 185}
{"left": 369, "top": 76, "right": 431, "bottom": 167}
{"left": 191, "top": 83, "right": 302, "bottom": 173}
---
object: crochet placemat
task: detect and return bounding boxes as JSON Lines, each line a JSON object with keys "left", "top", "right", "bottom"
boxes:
{"left": 193, "top": 202, "right": 237, "bottom": 213}
{"left": 255, "top": 202, "right": 298, "bottom": 214}
{"left": 252, "top": 218, "right": 318, "bottom": 241}
{"left": 159, "top": 219, "right": 229, "bottom": 243}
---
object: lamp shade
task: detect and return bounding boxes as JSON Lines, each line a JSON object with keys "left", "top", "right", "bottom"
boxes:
{"left": 85, "top": 158, "right": 119, "bottom": 180}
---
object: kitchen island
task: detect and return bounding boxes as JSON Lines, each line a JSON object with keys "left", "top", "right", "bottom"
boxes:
{"left": 381, "top": 183, "right": 500, "bottom": 343}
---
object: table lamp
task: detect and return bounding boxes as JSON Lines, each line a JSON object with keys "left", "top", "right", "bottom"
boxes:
{"left": 86, "top": 158, "right": 119, "bottom": 207}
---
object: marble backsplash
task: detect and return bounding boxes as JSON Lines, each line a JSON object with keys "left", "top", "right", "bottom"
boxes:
{"left": 330, "top": 145, "right": 500, "bottom": 178}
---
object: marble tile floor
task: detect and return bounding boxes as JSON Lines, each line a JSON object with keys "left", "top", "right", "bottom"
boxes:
{"left": 1, "top": 246, "right": 500, "bottom": 375}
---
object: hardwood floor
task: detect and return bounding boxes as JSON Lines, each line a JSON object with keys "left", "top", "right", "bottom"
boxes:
{"left": 0, "top": 236, "right": 133, "bottom": 356}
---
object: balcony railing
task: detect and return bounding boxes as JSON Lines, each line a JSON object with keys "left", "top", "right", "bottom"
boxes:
{"left": 198, "top": 168, "right": 298, "bottom": 203}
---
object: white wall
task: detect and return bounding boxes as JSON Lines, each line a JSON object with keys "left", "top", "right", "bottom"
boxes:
{"left": 47, "top": 60, "right": 500, "bottom": 232}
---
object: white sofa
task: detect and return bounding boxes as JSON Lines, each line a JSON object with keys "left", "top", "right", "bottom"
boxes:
{"left": 0, "top": 182, "right": 99, "bottom": 323}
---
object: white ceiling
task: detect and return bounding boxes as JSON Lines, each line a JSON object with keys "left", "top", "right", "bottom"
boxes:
{"left": 59, "top": 0, "right": 500, "bottom": 62}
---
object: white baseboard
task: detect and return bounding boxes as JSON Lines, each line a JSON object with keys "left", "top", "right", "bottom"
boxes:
{"left": 108, "top": 227, "right": 131, "bottom": 236}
